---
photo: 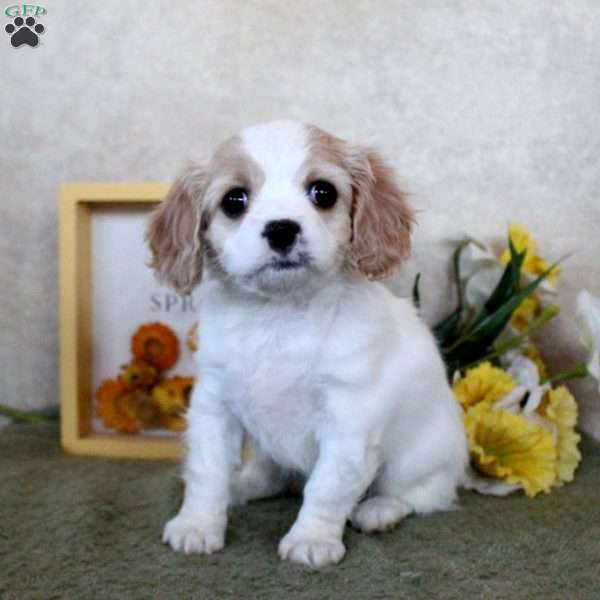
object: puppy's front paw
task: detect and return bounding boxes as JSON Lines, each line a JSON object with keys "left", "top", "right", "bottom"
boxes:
{"left": 278, "top": 532, "right": 345, "bottom": 567}
{"left": 162, "top": 514, "right": 225, "bottom": 554}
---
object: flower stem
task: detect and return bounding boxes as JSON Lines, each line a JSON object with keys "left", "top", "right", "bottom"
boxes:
{"left": 541, "top": 362, "right": 589, "bottom": 385}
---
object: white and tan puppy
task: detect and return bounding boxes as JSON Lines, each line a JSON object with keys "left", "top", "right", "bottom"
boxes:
{"left": 148, "top": 120, "right": 467, "bottom": 568}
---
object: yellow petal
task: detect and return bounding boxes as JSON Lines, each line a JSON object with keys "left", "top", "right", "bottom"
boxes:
{"left": 510, "top": 295, "right": 539, "bottom": 332}
{"left": 522, "top": 344, "right": 548, "bottom": 380}
{"left": 500, "top": 223, "right": 536, "bottom": 264}
{"left": 499, "top": 223, "right": 559, "bottom": 283}
{"left": 541, "top": 386, "right": 577, "bottom": 427}
{"left": 464, "top": 404, "right": 557, "bottom": 497}
{"left": 538, "top": 386, "right": 581, "bottom": 485}
{"left": 453, "top": 363, "right": 517, "bottom": 410}
{"left": 554, "top": 428, "right": 581, "bottom": 485}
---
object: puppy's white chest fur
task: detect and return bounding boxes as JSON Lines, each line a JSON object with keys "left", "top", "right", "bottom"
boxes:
{"left": 199, "top": 284, "right": 339, "bottom": 472}
{"left": 231, "top": 370, "right": 320, "bottom": 472}
{"left": 226, "top": 330, "right": 322, "bottom": 472}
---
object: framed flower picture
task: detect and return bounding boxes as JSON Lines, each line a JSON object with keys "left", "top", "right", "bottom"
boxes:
{"left": 59, "top": 183, "right": 197, "bottom": 459}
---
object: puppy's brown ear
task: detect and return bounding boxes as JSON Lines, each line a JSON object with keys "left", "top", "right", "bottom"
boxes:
{"left": 146, "top": 163, "right": 206, "bottom": 294}
{"left": 348, "top": 148, "right": 415, "bottom": 280}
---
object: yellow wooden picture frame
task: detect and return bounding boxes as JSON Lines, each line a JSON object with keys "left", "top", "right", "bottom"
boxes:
{"left": 59, "top": 183, "right": 185, "bottom": 460}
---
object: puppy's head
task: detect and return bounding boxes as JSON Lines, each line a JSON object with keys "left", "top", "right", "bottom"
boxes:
{"left": 147, "top": 120, "right": 414, "bottom": 295}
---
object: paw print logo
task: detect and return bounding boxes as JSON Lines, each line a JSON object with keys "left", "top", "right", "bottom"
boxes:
{"left": 5, "top": 16, "right": 45, "bottom": 48}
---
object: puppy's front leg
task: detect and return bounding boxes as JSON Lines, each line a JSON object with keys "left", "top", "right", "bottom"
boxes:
{"left": 279, "top": 429, "right": 379, "bottom": 567}
{"left": 163, "top": 380, "right": 242, "bottom": 554}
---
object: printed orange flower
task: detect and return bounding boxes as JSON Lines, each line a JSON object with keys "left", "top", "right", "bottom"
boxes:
{"left": 131, "top": 322, "right": 179, "bottom": 370}
{"left": 96, "top": 378, "right": 162, "bottom": 433}
{"left": 96, "top": 378, "right": 140, "bottom": 434}
{"left": 133, "top": 393, "right": 163, "bottom": 429}
{"left": 120, "top": 359, "right": 159, "bottom": 390}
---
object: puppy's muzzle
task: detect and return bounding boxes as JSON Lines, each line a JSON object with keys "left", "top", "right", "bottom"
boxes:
{"left": 262, "top": 219, "right": 301, "bottom": 255}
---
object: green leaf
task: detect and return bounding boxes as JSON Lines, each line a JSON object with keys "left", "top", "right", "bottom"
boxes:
{"left": 449, "top": 236, "right": 529, "bottom": 347}
{"left": 460, "top": 304, "right": 560, "bottom": 371}
{"left": 482, "top": 238, "right": 525, "bottom": 315}
{"left": 452, "top": 240, "right": 468, "bottom": 308}
{"left": 438, "top": 230, "right": 563, "bottom": 379}
{"left": 412, "top": 273, "right": 421, "bottom": 310}
{"left": 443, "top": 261, "right": 558, "bottom": 368}
{"left": 433, "top": 306, "right": 463, "bottom": 347}
{"left": 470, "top": 262, "right": 557, "bottom": 340}
{"left": 432, "top": 241, "right": 470, "bottom": 347}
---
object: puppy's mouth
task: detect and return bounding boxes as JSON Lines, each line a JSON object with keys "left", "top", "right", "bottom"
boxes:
{"left": 257, "top": 252, "right": 312, "bottom": 274}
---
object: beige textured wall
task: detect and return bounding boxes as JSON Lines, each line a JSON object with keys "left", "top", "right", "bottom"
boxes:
{"left": 1, "top": 1, "right": 599, "bottom": 436}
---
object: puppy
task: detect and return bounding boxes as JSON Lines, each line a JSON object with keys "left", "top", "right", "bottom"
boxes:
{"left": 147, "top": 120, "right": 467, "bottom": 567}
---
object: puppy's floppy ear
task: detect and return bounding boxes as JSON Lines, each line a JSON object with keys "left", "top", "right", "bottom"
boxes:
{"left": 348, "top": 148, "right": 415, "bottom": 280}
{"left": 146, "top": 162, "right": 207, "bottom": 295}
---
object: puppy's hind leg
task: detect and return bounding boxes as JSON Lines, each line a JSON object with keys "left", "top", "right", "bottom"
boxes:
{"left": 351, "top": 467, "right": 460, "bottom": 533}
{"left": 230, "top": 436, "right": 288, "bottom": 506}
{"left": 350, "top": 494, "right": 412, "bottom": 533}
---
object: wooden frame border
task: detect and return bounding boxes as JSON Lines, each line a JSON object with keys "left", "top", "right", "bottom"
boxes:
{"left": 59, "top": 183, "right": 184, "bottom": 459}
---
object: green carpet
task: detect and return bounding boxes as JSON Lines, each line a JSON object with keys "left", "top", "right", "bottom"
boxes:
{"left": 1, "top": 424, "right": 599, "bottom": 599}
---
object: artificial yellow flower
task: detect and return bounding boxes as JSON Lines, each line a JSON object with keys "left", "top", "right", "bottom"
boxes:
{"left": 453, "top": 362, "right": 517, "bottom": 410}
{"left": 539, "top": 385, "right": 577, "bottom": 429}
{"left": 522, "top": 343, "right": 548, "bottom": 380}
{"left": 510, "top": 295, "right": 539, "bottom": 331}
{"left": 538, "top": 386, "right": 581, "bottom": 486}
{"left": 500, "top": 223, "right": 559, "bottom": 285}
{"left": 463, "top": 403, "right": 557, "bottom": 497}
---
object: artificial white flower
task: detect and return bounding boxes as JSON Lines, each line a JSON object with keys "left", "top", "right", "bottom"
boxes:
{"left": 458, "top": 239, "right": 504, "bottom": 311}
{"left": 497, "top": 350, "right": 551, "bottom": 426}
{"left": 503, "top": 350, "right": 541, "bottom": 386}
{"left": 458, "top": 231, "right": 557, "bottom": 317}
{"left": 575, "top": 289, "right": 600, "bottom": 382}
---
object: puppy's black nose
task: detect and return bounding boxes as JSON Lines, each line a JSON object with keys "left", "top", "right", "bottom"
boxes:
{"left": 262, "top": 219, "right": 301, "bottom": 254}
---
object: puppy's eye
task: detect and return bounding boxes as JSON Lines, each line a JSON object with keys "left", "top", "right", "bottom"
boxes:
{"left": 308, "top": 181, "right": 337, "bottom": 209}
{"left": 220, "top": 188, "right": 249, "bottom": 219}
